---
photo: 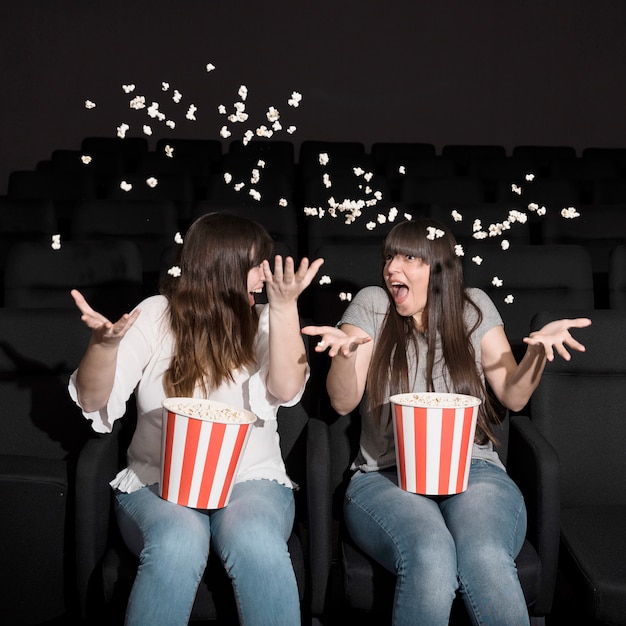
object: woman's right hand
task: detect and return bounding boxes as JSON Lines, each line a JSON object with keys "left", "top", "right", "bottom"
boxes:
{"left": 301, "top": 325, "right": 371, "bottom": 358}
{"left": 71, "top": 289, "right": 140, "bottom": 347}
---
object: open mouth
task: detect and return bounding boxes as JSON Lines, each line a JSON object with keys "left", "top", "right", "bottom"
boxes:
{"left": 249, "top": 287, "right": 264, "bottom": 305}
{"left": 390, "top": 281, "right": 409, "bottom": 303}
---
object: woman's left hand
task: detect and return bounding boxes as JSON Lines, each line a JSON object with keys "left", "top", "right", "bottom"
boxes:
{"left": 523, "top": 317, "right": 592, "bottom": 361}
{"left": 263, "top": 256, "right": 324, "bottom": 305}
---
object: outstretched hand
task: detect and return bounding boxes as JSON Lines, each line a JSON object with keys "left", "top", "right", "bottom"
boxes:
{"left": 523, "top": 317, "right": 592, "bottom": 362}
{"left": 70, "top": 289, "right": 140, "bottom": 347}
{"left": 301, "top": 325, "right": 371, "bottom": 358}
{"left": 263, "top": 256, "right": 324, "bottom": 305}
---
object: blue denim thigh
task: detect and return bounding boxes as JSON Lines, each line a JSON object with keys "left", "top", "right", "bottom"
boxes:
{"left": 439, "top": 459, "right": 529, "bottom": 626}
{"left": 114, "top": 484, "right": 212, "bottom": 626}
{"left": 344, "top": 469, "right": 458, "bottom": 626}
{"left": 209, "top": 479, "right": 299, "bottom": 626}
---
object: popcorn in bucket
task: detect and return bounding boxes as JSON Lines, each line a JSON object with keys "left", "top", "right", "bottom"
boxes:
{"left": 390, "top": 392, "right": 481, "bottom": 496}
{"left": 160, "top": 398, "right": 256, "bottom": 509}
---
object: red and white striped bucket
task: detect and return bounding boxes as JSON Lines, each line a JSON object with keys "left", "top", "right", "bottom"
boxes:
{"left": 390, "top": 392, "right": 481, "bottom": 495}
{"left": 159, "top": 398, "right": 256, "bottom": 509}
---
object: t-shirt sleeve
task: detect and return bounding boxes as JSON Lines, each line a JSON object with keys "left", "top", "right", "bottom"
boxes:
{"left": 338, "top": 286, "right": 389, "bottom": 341}
{"left": 466, "top": 288, "right": 504, "bottom": 341}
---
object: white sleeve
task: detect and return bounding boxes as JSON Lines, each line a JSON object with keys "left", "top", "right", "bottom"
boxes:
{"left": 68, "top": 297, "right": 163, "bottom": 433}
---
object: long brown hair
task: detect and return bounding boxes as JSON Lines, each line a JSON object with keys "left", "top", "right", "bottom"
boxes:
{"left": 366, "top": 219, "right": 500, "bottom": 444}
{"left": 161, "top": 212, "right": 274, "bottom": 398}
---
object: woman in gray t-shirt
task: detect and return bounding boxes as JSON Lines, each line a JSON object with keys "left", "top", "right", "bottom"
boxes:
{"left": 303, "top": 219, "right": 590, "bottom": 625}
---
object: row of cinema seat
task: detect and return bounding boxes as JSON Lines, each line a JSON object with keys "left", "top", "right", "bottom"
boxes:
{"left": 0, "top": 195, "right": 625, "bottom": 316}
{"left": 1, "top": 299, "right": 626, "bottom": 625}
{"left": 6, "top": 139, "right": 626, "bottom": 231}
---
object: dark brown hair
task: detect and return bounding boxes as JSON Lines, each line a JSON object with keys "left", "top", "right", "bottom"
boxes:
{"left": 366, "top": 219, "right": 500, "bottom": 444}
{"left": 161, "top": 212, "right": 274, "bottom": 398}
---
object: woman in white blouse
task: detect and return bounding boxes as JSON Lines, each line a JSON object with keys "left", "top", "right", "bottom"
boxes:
{"left": 69, "top": 212, "right": 323, "bottom": 626}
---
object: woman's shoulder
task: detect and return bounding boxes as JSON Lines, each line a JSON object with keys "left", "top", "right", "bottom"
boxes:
{"left": 354, "top": 285, "right": 388, "bottom": 304}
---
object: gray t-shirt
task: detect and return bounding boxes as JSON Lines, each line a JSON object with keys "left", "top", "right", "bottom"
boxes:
{"left": 339, "top": 286, "right": 505, "bottom": 472}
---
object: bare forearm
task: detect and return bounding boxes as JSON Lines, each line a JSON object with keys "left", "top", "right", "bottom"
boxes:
{"left": 75, "top": 340, "right": 118, "bottom": 412}
{"left": 326, "top": 356, "right": 364, "bottom": 415}
{"left": 267, "top": 304, "right": 307, "bottom": 402}
{"left": 499, "top": 344, "right": 547, "bottom": 412}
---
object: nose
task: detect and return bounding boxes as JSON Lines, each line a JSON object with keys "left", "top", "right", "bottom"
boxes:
{"left": 386, "top": 255, "right": 402, "bottom": 274}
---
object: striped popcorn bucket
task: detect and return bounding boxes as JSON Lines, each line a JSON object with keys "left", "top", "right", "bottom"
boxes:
{"left": 390, "top": 393, "right": 481, "bottom": 496}
{"left": 159, "top": 398, "right": 256, "bottom": 509}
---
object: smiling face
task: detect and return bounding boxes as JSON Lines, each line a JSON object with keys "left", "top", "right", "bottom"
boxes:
{"left": 384, "top": 253, "right": 430, "bottom": 322}
{"left": 247, "top": 262, "right": 265, "bottom": 307}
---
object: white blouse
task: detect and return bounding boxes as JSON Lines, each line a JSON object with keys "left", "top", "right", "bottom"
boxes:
{"left": 68, "top": 295, "right": 307, "bottom": 493}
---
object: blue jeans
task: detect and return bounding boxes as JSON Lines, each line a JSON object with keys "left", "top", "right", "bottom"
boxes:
{"left": 344, "top": 460, "right": 529, "bottom": 626}
{"left": 114, "top": 479, "right": 299, "bottom": 626}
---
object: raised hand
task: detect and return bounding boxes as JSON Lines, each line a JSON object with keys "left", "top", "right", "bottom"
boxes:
{"left": 263, "top": 256, "right": 324, "bottom": 306}
{"left": 301, "top": 325, "right": 372, "bottom": 358}
{"left": 523, "top": 317, "right": 592, "bottom": 361}
{"left": 71, "top": 289, "right": 141, "bottom": 347}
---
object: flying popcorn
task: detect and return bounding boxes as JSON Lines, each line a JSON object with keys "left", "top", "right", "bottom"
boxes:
{"left": 537, "top": 206, "right": 547, "bottom": 216}
{"left": 256, "top": 125, "right": 273, "bottom": 138}
{"left": 501, "top": 239, "right": 510, "bottom": 250}
{"left": 426, "top": 226, "right": 445, "bottom": 240}
{"left": 174, "top": 232, "right": 183, "bottom": 244}
{"left": 234, "top": 182, "right": 245, "bottom": 191}
{"left": 206, "top": 63, "right": 216, "bottom": 72}
{"left": 492, "top": 276, "right": 503, "bottom": 287}
{"left": 168, "top": 266, "right": 182, "bottom": 277}
{"left": 451, "top": 209, "right": 463, "bottom": 222}
{"left": 323, "top": 173, "right": 332, "bottom": 188}
{"left": 81, "top": 155, "right": 92, "bottom": 165}
{"left": 143, "top": 125, "right": 152, "bottom": 136}
{"left": 561, "top": 207, "right": 580, "bottom": 219}
{"left": 122, "top": 84, "right": 136, "bottom": 94}
{"left": 404, "top": 213, "right": 413, "bottom": 221}
{"left": 455, "top": 244, "right": 464, "bottom": 257}
{"left": 120, "top": 181, "right": 132, "bottom": 192}
{"left": 279, "top": 198, "right": 288, "bottom": 207}
{"left": 366, "top": 221, "right": 376, "bottom": 230}
{"left": 173, "top": 90, "right": 182, "bottom": 103}
{"left": 525, "top": 173, "right": 535, "bottom": 181}
{"left": 266, "top": 106, "right": 280, "bottom": 122}
{"left": 239, "top": 85, "right": 248, "bottom": 101}
{"left": 319, "top": 153, "right": 329, "bottom": 166}
{"left": 398, "top": 165, "right": 406, "bottom": 175}
{"left": 504, "top": 294, "right": 514, "bottom": 304}
{"left": 287, "top": 126, "right": 297, "bottom": 134}
{"left": 251, "top": 169, "right": 260, "bottom": 184}
{"left": 51, "top": 234, "right": 61, "bottom": 250}
{"left": 164, "top": 145, "right": 174, "bottom": 158}
{"left": 528, "top": 202, "right": 539, "bottom": 212}
{"left": 224, "top": 172, "right": 233, "bottom": 184}
{"left": 288, "top": 91, "right": 302, "bottom": 107}
{"left": 129, "top": 95, "right": 145, "bottom": 110}
{"left": 117, "top": 123, "right": 130, "bottom": 138}
{"left": 319, "top": 275, "right": 332, "bottom": 285}
{"left": 511, "top": 184, "right": 522, "bottom": 195}
{"left": 220, "top": 126, "right": 231, "bottom": 139}
{"left": 162, "top": 82, "right": 169, "bottom": 91}
{"left": 471, "top": 256, "right": 483, "bottom": 265}
{"left": 85, "top": 100, "right": 96, "bottom": 109}
{"left": 146, "top": 177, "right": 158, "bottom": 188}
{"left": 339, "top": 292, "right": 353, "bottom": 302}
{"left": 257, "top": 160, "right": 266, "bottom": 169}
{"left": 186, "top": 104, "right": 197, "bottom": 121}
{"left": 249, "top": 189, "right": 262, "bottom": 202}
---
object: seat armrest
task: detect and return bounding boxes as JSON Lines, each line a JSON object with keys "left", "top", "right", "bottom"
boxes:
{"left": 306, "top": 416, "right": 333, "bottom": 619}
{"left": 507, "top": 414, "right": 560, "bottom": 615}
{"left": 74, "top": 421, "right": 124, "bottom": 618}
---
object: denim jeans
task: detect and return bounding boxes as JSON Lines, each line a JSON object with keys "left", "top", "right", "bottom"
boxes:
{"left": 114, "top": 479, "right": 299, "bottom": 626}
{"left": 344, "top": 460, "right": 529, "bottom": 626}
